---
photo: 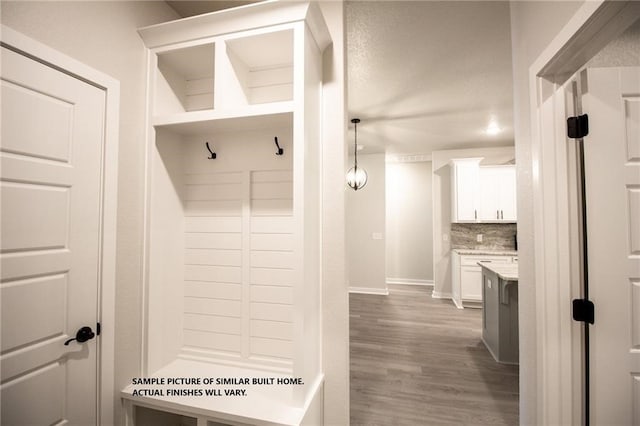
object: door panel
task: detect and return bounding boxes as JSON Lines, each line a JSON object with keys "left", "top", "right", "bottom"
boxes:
{"left": 1, "top": 182, "right": 69, "bottom": 251}
{"left": 1, "top": 79, "right": 73, "bottom": 161}
{"left": 582, "top": 66, "right": 640, "bottom": 425}
{"left": 1, "top": 46, "right": 105, "bottom": 425}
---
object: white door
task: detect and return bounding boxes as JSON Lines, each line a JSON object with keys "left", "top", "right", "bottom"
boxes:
{"left": 581, "top": 66, "right": 640, "bottom": 425}
{"left": 1, "top": 45, "right": 105, "bottom": 425}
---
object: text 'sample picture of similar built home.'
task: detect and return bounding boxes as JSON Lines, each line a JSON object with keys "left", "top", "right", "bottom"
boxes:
{"left": 1, "top": 1, "right": 639, "bottom": 425}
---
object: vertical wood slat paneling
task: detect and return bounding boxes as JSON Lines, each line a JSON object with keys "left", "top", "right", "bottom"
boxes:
{"left": 250, "top": 234, "right": 293, "bottom": 252}
{"left": 251, "top": 182, "right": 293, "bottom": 200}
{"left": 185, "top": 217, "right": 241, "bottom": 233}
{"left": 180, "top": 169, "right": 296, "bottom": 364}
{"left": 251, "top": 217, "right": 293, "bottom": 234}
{"left": 184, "top": 265, "right": 241, "bottom": 283}
{"left": 183, "top": 330, "right": 241, "bottom": 353}
{"left": 246, "top": 170, "right": 294, "bottom": 362}
{"left": 183, "top": 313, "right": 241, "bottom": 335}
{"left": 250, "top": 302, "right": 292, "bottom": 322}
{"left": 250, "top": 251, "right": 293, "bottom": 269}
{"left": 185, "top": 200, "right": 242, "bottom": 217}
{"left": 250, "top": 320, "right": 292, "bottom": 341}
{"left": 184, "top": 248, "right": 241, "bottom": 267}
{"left": 250, "top": 285, "right": 293, "bottom": 304}
{"left": 184, "top": 297, "right": 241, "bottom": 318}
{"left": 185, "top": 233, "right": 241, "bottom": 250}
{"left": 184, "top": 281, "right": 241, "bottom": 300}
{"left": 251, "top": 199, "right": 293, "bottom": 216}
{"left": 250, "top": 268, "right": 294, "bottom": 286}
{"left": 250, "top": 337, "right": 292, "bottom": 359}
{"left": 241, "top": 170, "right": 251, "bottom": 360}
{"left": 183, "top": 171, "right": 243, "bottom": 348}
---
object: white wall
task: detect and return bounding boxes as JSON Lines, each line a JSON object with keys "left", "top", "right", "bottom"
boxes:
{"left": 346, "top": 153, "right": 387, "bottom": 293}
{"left": 431, "top": 146, "right": 515, "bottom": 299}
{"left": 0, "top": 1, "right": 180, "bottom": 421}
{"left": 509, "top": 2, "right": 585, "bottom": 424}
{"left": 386, "top": 160, "right": 433, "bottom": 284}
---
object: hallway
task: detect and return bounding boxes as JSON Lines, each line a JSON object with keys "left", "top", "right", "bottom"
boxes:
{"left": 350, "top": 285, "right": 519, "bottom": 425}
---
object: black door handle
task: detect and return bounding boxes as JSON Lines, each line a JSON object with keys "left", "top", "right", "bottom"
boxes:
{"left": 64, "top": 326, "right": 96, "bottom": 346}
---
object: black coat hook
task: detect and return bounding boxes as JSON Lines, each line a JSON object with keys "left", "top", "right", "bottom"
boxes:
{"left": 274, "top": 137, "right": 283, "bottom": 156}
{"left": 205, "top": 142, "right": 216, "bottom": 159}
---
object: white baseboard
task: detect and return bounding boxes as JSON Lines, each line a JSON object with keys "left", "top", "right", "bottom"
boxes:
{"left": 431, "top": 290, "right": 452, "bottom": 299}
{"left": 386, "top": 278, "right": 434, "bottom": 286}
{"left": 452, "top": 297, "right": 464, "bottom": 309}
{"left": 349, "top": 286, "right": 389, "bottom": 295}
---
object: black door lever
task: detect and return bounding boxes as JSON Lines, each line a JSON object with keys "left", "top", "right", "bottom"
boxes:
{"left": 64, "top": 326, "right": 96, "bottom": 345}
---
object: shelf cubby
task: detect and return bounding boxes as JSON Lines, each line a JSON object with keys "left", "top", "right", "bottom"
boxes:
{"left": 155, "top": 43, "right": 215, "bottom": 115}
{"left": 216, "top": 29, "right": 294, "bottom": 108}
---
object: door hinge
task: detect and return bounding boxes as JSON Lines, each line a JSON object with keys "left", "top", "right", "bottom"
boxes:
{"left": 572, "top": 299, "right": 594, "bottom": 324}
{"left": 96, "top": 322, "right": 101, "bottom": 336}
{"left": 567, "top": 114, "right": 589, "bottom": 139}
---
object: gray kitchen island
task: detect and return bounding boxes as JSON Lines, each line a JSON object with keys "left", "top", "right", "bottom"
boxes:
{"left": 480, "top": 262, "right": 519, "bottom": 364}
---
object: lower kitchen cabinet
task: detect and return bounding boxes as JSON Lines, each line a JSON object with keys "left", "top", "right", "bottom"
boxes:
{"left": 451, "top": 252, "right": 515, "bottom": 308}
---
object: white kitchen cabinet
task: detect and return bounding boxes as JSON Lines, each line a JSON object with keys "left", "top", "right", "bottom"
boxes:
{"left": 450, "top": 158, "right": 482, "bottom": 222}
{"left": 121, "top": 3, "right": 330, "bottom": 425}
{"left": 451, "top": 252, "right": 514, "bottom": 308}
{"left": 478, "top": 165, "right": 517, "bottom": 222}
{"left": 450, "top": 160, "right": 516, "bottom": 223}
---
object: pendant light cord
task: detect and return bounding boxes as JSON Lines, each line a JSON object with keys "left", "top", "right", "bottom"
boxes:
{"left": 354, "top": 121, "right": 358, "bottom": 170}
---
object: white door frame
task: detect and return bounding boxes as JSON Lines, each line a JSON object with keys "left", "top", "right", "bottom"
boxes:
{"left": 0, "top": 25, "right": 119, "bottom": 425}
{"left": 528, "top": 1, "right": 640, "bottom": 424}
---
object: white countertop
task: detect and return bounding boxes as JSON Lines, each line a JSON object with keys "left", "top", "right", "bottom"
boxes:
{"left": 453, "top": 249, "right": 517, "bottom": 256}
{"left": 478, "top": 262, "right": 518, "bottom": 281}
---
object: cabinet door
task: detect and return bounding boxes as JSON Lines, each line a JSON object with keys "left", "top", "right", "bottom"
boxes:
{"left": 498, "top": 166, "right": 517, "bottom": 221}
{"left": 478, "top": 167, "right": 501, "bottom": 221}
{"left": 451, "top": 159, "right": 480, "bottom": 222}
{"left": 478, "top": 166, "right": 517, "bottom": 222}
{"left": 461, "top": 266, "right": 483, "bottom": 301}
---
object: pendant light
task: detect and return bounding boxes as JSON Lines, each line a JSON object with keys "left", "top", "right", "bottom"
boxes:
{"left": 346, "top": 118, "right": 368, "bottom": 190}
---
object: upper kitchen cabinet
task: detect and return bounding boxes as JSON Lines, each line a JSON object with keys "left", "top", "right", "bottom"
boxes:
{"left": 478, "top": 165, "right": 517, "bottom": 222}
{"left": 450, "top": 159, "right": 517, "bottom": 223}
{"left": 450, "top": 158, "right": 482, "bottom": 222}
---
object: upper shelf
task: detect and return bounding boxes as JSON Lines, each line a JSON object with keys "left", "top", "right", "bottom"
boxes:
{"left": 153, "top": 102, "right": 294, "bottom": 136}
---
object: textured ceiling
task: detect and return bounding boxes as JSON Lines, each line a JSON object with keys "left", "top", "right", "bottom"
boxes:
{"left": 347, "top": 1, "right": 514, "bottom": 156}
{"left": 166, "top": 1, "right": 515, "bottom": 156}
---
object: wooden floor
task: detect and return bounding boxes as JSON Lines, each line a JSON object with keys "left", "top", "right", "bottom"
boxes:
{"left": 350, "top": 285, "right": 519, "bottom": 425}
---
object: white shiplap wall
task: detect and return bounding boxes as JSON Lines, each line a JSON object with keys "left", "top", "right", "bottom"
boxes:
{"left": 179, "top": 144, "right": 294, "bottom": 370}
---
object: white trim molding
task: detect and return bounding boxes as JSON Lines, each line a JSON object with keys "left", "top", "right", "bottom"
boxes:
{"left": 386, "top": 278, "right": 434, "bottom": 286}
{"left": 0, "top": 25, "right": 120, "bottom": 426}
{"left": 386, "top": 154, "right": 432, "bottom": 164}
{"left": 348, "top": 286, "right": 389, "bottom": 296}
{"left": 431, "top": 291, "right": 452, "bottom": 300}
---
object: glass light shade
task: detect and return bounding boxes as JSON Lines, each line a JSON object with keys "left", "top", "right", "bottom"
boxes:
{"left": 346, "top": 166, "right": 368, "bottom": 190}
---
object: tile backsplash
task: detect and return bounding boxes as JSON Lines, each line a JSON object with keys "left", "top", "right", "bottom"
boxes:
{"left": 451, "top": 223, "right": 517, "bottom": 250}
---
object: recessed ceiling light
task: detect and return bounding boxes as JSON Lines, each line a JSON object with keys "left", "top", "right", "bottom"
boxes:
{"left": 486, "top": 120, "right": 501, "bottom": 135}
